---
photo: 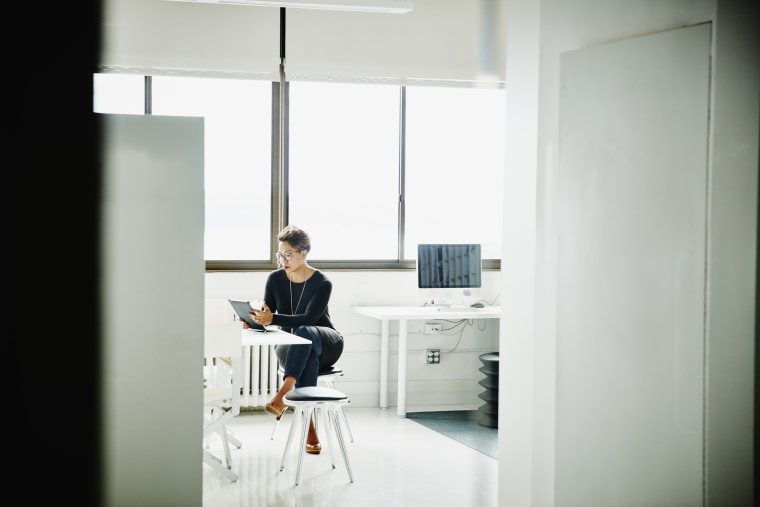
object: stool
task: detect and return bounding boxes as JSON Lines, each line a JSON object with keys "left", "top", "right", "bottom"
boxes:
{"left": 477, "top": 352, "right": 499, "bottom": 428}
{"left": 279, "top": 386, "right": 354, "bottom": 485}
{"left": 270, "top": 365, "right": 354, "bottom": 442}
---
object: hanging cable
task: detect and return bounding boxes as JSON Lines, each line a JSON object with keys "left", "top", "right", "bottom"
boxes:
{"left": 277, "top": 7, "right": 287, "bottom": 230}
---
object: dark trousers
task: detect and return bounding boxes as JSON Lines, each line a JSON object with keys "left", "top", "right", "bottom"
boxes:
{"left": 275, "top": 325, "right": 343, "bottom": 387}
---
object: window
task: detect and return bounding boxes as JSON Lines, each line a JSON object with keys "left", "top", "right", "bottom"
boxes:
{"left": 93, "top": 74, "right": 504, "bottom": 269}
{"left": 288, "top": 81, "right": 400, "bottom": 260}
{"left": 93, "top": 74, "right": 144, "bottom": 114}
{"left": 151, "top": 76, "right": 273, "bottom": 261}
{"left": 404, "top": 86, "right": 505, "bottom": 260}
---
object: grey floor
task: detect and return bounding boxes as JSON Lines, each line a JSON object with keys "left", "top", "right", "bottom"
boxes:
{"left": 406, "top": 410, "right": 498, "bottom": 459}
{"left": 203, "top": 407, "right": 498, "bottom": 506}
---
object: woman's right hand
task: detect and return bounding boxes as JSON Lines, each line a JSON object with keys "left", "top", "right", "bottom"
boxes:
{"left": 242, "top": 321, "right": 250, "bottom": 329}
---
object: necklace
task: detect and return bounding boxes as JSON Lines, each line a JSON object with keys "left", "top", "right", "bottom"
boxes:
{"left": 289, "top": 276, "right": 308, "bottom": 333}
{"left": 289, "top": 277, "right": 307, "bottom": 315}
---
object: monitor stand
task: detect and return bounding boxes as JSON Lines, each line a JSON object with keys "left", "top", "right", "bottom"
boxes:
{"left": 419, "top": 288, "right": 455, "bottom": 307}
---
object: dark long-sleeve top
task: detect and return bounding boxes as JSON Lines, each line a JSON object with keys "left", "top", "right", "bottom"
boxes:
{"left": 263, "top": 268, "right": 337, "bottom": 331}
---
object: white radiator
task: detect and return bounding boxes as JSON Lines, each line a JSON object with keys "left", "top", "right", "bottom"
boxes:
{"left": 240, "top": 344, "right": 281, "bottom": 409}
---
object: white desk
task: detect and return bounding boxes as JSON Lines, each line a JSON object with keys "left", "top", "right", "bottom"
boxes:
{"left": 351, "top": 305, "right": 501, "bottom": 417}
{"left": 241, "top": 328, "right": 310, "bottom": 347}
{"left": 240, "top": 328, "right": 310, "bottom": 408}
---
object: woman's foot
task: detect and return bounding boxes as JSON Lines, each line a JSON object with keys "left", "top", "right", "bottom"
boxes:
{"left": 305, "top": 442, "right": 321, "bottom": 455}
{"left": 265, "top": 402, "right": 288, "bottom": 420}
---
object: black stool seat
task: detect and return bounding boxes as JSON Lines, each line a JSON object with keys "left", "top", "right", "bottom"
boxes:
{"left": 285, "top": 386, "right": 348, "bottom": 402}
{"left": 318, "top": 365, "right": 344, "bottom": 376}
{"left": 280, "top": 365, "right": 344, "bottom": 376}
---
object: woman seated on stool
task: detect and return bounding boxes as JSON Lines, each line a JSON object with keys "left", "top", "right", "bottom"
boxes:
{"left": 244, "top": 225, "right": 344, "bottom": 455}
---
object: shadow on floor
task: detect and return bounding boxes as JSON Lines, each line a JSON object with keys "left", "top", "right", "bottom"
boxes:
{"left": 406, "top": 410, "right": 498, "bottom": 459}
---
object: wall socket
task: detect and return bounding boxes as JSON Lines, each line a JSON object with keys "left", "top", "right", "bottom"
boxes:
{"left": 424, "top": 321, "right": 442, "bottom": 334}
{"left": 426, "top": 349, "right": 441, "bottom": 364}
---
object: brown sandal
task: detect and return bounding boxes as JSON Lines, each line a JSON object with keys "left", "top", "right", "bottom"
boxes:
{"left": 305, "top": 442, "right": 321, "bottom": 455}
{"left": 265, "top": 402, "right": 288, "bottom": 420}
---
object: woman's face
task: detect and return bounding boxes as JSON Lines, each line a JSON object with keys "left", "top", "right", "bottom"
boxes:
{"left": 277, "top": 241, "right": 305, "bottom": 271}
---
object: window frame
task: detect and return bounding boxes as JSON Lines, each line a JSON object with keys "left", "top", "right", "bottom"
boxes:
{"left": 94, "top": 72, "right": 502, "bottom": 273}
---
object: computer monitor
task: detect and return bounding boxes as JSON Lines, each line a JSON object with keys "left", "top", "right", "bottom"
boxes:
{"left": 417, "top": 244, "right": 482, "bottom": 306}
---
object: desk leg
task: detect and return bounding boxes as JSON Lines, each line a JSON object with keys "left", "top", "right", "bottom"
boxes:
{"left": 379, "top": 319, "right": 389, "bottom": 409}
{"left": 243, "top": 345, "right": 252, "bottom": 408}
{"left": 397, "top": 318, "right": 408, "bottom": 418}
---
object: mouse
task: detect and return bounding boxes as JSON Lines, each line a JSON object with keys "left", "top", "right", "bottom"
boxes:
{"left": 470, "top": 302, "right": 485, "bottom": 308}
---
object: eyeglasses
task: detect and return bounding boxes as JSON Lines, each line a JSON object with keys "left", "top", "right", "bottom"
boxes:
{"left": 276, "top": 250, "right": 300, "bottom": 262}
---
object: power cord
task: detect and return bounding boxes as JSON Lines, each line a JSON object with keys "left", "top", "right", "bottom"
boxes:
{"left": 439, "top": 317, "right": 491, "bottom": 353}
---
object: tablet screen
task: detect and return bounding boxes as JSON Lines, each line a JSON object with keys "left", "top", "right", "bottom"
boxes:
{"left": 228, "top": 299, "right": 266, "bottom": 331}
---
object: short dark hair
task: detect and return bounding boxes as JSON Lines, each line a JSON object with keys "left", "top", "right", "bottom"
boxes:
{"left": 278, "top": 225, "right": 311, "bottom": 253}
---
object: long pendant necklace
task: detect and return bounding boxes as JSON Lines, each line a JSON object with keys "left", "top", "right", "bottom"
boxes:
{"left": 289, "top": 276, "right": 307, "bottom": 333}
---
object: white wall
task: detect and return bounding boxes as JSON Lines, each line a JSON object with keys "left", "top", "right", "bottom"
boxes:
{"left": 503, "top": 1, "right": 757, "bottom": 506}
{"left": 206, "top": 270, "right": 501, "bottom": 410}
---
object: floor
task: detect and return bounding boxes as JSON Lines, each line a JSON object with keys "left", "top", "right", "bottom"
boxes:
{"left": 406, "top": 410, "right": 498, "bottom": 460}
{"left": 203, "top": 407, "right": 498, "bottom": 507}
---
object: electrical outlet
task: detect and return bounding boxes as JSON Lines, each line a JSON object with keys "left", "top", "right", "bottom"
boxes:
{"left": 424, "top": 321, "right": 442, "bottom": 334}
{"left": 426, "top": 349, "right": 441, "bottom": 364}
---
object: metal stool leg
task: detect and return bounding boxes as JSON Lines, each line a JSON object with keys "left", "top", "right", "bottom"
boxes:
{"left": 322, "top": 375, "right": 354, "bottom": 443}
{"left": 279, "top": 387, "right": 353, "bottom": 485}
{"left": 279, "top": 407, "right": 302, "bottom": 471}
{"left": 293, "top": 407, "right": 313, "bottom": 485}
{"left": 329, "top": 404, "right": 354, "bottom": 482}
{"left": 270, "top": 412, "right": 284, "bottom": 440}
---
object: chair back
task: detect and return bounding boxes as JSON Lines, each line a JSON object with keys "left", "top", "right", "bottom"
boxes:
{"left": 204, "top": 299, "right": 241, "bottom": 358}
{"left": 204, "top": 299, "right": 243, "bottom": 415}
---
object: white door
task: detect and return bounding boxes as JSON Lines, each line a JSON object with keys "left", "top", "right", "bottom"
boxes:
{"left": 556, "top": 23, "right": 710, "bottom": 506}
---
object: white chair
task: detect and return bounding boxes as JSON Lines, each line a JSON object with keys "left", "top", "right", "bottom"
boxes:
{"left": 270, "top": 365, "right": 354, "bottom": 443}
{"left": 203, "top": 299, "right": 243, "bottom": 481}
{"left": 279, "top": 386, "right": 354, "bottom": 486}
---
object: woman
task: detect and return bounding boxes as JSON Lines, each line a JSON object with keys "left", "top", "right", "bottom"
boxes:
{"left": 246, "top": 225, "right": 344, "bottom": 455}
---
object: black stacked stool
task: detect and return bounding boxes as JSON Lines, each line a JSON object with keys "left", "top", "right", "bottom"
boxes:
{"left": 476, "top": 352, "right": 499, "bottom": 428}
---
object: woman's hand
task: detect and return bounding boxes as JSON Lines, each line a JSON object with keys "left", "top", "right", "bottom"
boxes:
{"left": 250, "top": 302, "right": 273, "bottom": 326}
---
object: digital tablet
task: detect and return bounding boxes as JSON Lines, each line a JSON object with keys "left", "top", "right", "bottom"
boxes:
{"left": 228, "top": 299, "right": 267, "bottom": 331}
